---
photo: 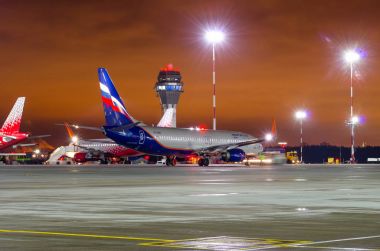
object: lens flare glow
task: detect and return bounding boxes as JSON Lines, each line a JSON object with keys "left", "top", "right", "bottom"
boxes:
{"left": 351, "top": 116, "right": 360, "bottom": 125}
{"left": 344, "top": 50, "right": 361, "bottom": 64}
{"left": 295, "top": 110, "right": 307, "bottom": 120}
{"left": 265, "top": 133, "right": 273, "bottom": 142}
{"left": 71, "top": 136, "right": 79, "bottom": 144}
{"left": 205, "top": 30, "right": 225, "bottom": 43}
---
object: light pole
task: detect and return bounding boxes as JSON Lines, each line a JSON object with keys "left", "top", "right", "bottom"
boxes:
{"left": 205, "top": 30, "right": 225, "bottom": 130}
{"left": 344, "top": 50, "right": 361, "bottom": 163}
{"left": 295, "top": 110, "right": 307, "bottom": 163}
{"left": 349, "top": 115, "right": 360, "bottom": 162}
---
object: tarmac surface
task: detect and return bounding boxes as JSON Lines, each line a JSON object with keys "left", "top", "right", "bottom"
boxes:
{"left": 0, "top": 164, "right": 379, "bottom": 250}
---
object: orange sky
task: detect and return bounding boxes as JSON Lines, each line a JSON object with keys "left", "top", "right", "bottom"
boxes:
{"left": 0, "top": 0, "right": 380, "bottom": 146}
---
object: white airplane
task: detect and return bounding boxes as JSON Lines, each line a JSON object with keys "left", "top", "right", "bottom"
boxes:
{"left": 47, "top": 108, "right": 177, "bottom": 164}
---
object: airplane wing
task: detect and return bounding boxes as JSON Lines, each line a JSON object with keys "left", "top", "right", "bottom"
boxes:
{"left": 57, "top": 107, "right": 172, "bottom": 134}
{"left": 0, "top": 153, "right": 27, "bottom": 156}
{"left": 28, "top": 135, "right": 51, "bottom": 139}
{"left": 107, "top": 122, "right": 142, "bottom": 132}
{"left": 194, "top": 138, "right": 264, "bottom": 155}
{"left": 84, "top": 138, "right": 115, "bottom": 143}
{"left": 57, "top": 122, "right": 145, "bottom": 132}
{"left": 10, "top": 135, "right": 51, "bottom": 148}
{"left": 56, "top": 123, "right": 104, "bottom": 132}
{"left": 12, "top": 143, "right": 38, "bottom": 148}
{"left": 56, "top": 123, "right": 116, "bottom": 152}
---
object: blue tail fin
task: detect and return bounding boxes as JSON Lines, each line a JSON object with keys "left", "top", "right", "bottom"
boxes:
{"left": 98, "top": 68, "right": 135, "bottom": 126}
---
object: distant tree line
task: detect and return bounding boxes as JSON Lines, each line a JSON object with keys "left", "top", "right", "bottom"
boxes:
{"left": 286, "top": 145, "right": 380, "bottom": 163}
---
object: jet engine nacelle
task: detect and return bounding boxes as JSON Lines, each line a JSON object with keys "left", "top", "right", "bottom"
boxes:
{"left": 221, "top": 148, "right": 246, "bottom": 162}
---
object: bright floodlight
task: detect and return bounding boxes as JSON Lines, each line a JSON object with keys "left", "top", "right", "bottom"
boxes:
{"left": 71, "top": 136, "right": 79, "bottom": 144}
{"left": 351, "top": 116, "right": 360, "bottom": 125}
{"left": 205, "top": 30, "right": 225, "bottom": 44}
{"left": 344, "top": 50, "right": 360, "bottom": 64}
{"left": 295, "top": 110, "right": 307, "bottom": 120}
{"left": 265, "top": 133, "right": 273, "bottom": 142}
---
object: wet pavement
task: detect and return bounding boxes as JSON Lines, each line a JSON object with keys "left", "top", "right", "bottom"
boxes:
{"left": 0, "top": 164, "right": 379, "bottom": 250}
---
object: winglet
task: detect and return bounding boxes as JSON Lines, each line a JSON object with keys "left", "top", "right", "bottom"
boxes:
{"left": 64, "top": 122, "right": 75, "bottom": 139}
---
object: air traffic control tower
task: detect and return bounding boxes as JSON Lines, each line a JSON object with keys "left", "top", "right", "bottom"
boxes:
{"left": 155, "top": 64, "right": 184, "bottom": 127}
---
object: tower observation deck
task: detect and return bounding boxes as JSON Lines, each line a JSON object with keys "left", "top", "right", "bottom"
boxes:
{"left": 155, "top": 64, "right": 184, "bottom": 127}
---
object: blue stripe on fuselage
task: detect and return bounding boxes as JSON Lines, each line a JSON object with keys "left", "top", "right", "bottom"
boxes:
{"left": 103, "top": 126, "right": 194, "bottom": 157}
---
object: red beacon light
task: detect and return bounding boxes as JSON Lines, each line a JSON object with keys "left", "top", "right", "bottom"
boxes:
{"left": 198, "top": 125, "right": 207, "bottom": 131}
{"left": 160, "top": 63, "right": 180, "bottom": 72}
{"left": 278, "top": 142, "right": 287, "bottom": 148}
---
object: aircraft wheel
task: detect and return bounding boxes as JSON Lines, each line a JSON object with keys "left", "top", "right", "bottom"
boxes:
{"left": 166, "top": 156, "right": 176, "bottom": 166}
{"left": 198, "top": 158, "right": 204, "bottom": 166}
{"left": 203, "top": 158, "right": 210, "bottom": 166}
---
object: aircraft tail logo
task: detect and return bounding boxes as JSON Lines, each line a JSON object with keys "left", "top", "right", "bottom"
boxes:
{"left": 98, "top": 68, "right": 135, "bottom": 127}
{"left": 1, "top": 97, "right": 25, "bottom": 134}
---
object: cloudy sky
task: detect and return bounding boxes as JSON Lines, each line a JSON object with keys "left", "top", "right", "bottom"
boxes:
{"left": 0, "top": 0, "right": 379, "bottom": 146}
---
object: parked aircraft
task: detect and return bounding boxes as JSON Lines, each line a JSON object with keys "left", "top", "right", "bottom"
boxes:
{"left": 0, "top": 97, "right": 50, "bottom": 160}
{"left": 98, "top": 68, "right": 264, "bottom": 166}
{"left": 47, "top": 107, "right": 177, "bottom": 164}
{"left": 0, "top": 97, "right": 30, "bottom": 151}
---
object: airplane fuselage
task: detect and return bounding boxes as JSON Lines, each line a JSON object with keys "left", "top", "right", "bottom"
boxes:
{"left": 104, "top": 125, "right": 263, "bottom": 158}
{"left": 0, "top": 132, "right": 29, "bottom": 151}
{"left": 75, "top": 139, "right": 141, "bottom": 157}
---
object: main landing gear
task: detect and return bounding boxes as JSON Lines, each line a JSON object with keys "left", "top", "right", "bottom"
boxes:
{"left": 166, "top": 156, "right": 177, "bottom": 166}
{"left": 198, "top": 158, "right": 210, "bottom": 167}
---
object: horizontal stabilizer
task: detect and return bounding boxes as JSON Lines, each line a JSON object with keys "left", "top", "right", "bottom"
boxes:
{"left": 12, "top": 143, "right": 37, "bottom": 148}
{"left": 55, "top": 123, "right": 103, "bottom": 132}
{"left": 108, "top": 122, "right": 141, "bottom": 132}
{"left": 28, "top": 135, "right": 51, "bottom": 139}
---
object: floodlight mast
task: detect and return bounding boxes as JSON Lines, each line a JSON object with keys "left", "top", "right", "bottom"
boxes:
{"left": 344, "top": 49, "right": 360, "bottom": 163}
{"left": 205, "top": 30, "right": 225, "bottom": 130}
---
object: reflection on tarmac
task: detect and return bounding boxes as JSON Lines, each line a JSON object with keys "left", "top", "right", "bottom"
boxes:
{"left": 1, "top": 229, "right": 379, "bottom": 250}
{"left": 0, "top": 165, "right": 379, "bottom": 250}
